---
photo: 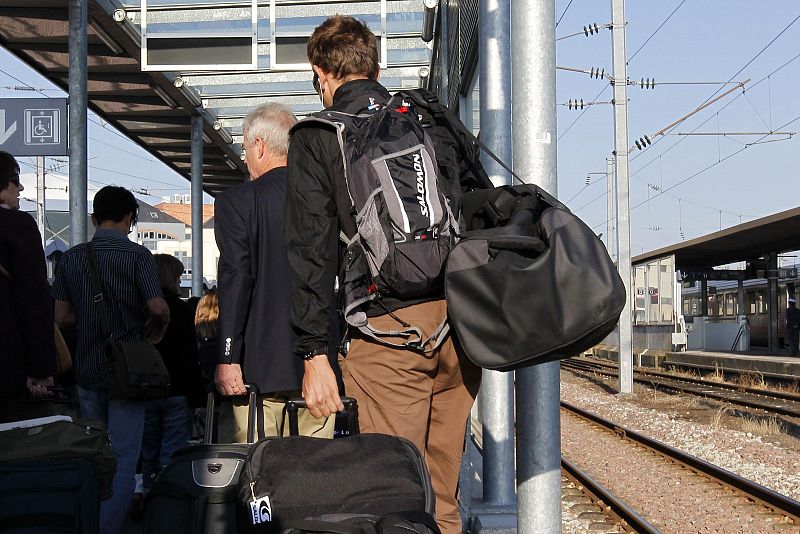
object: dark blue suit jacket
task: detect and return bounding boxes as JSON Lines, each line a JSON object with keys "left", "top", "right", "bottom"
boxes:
{"left": 215, "top": 167, "right": 304, "bottom": 394}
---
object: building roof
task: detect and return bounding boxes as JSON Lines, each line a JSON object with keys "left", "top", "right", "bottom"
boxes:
{"left": 154, "top": 202, "right": 214, "bottom": 227}
{"left": 137, "top": 199, "right": 185, "bottom": 225}
{"left": 633, "top": 206, "right": 800, "bottom": 268}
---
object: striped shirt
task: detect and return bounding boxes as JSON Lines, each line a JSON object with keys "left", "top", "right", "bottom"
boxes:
{"left": 52, "top": 229, "right": 162, "bottom": 390}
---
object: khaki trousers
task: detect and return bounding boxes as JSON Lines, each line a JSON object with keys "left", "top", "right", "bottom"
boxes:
{"left": 220, "top": 390, "right": 334, "bottom": 443}
{"left": 340, "top": 300, "right": 481, "bottom": 534}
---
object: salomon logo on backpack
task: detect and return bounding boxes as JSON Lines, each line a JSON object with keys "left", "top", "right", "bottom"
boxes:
{"left": 295, "top": 96, "right": 458, "bottom": 351}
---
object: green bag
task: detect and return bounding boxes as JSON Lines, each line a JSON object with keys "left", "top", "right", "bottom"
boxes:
{"left": 0, "top": 418, "right": 116, "bottom": 499}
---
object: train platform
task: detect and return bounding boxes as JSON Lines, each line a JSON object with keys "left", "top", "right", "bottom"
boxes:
{"left": 591, "top": 346, "right": 800, "bottom": 380}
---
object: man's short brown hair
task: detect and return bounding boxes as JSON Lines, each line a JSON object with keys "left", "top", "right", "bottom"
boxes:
{"left": 307, "top": 15, "right": 379, "bottom": 80}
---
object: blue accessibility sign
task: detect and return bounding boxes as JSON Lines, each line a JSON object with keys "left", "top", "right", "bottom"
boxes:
{"left": 0, "top": 98, "right": 68, "bottom": 156}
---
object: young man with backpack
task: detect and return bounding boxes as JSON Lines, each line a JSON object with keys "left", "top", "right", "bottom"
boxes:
{"left": 285, "top": 15, "right": 481, "bottom": 534}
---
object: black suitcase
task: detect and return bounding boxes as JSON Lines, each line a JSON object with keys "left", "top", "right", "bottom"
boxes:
{"left": 0, "top": 458, "right": 100, "bottom": 533}
{"left": 143, "top": 387, "right": 259, "bottom": 534}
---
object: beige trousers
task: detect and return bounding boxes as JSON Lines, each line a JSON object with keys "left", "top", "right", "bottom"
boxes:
{"left": 219, "top": 390, "right": 334, "bottom": 443}
{"left": 340, "top": 300, "right": 481, "bottom": 534}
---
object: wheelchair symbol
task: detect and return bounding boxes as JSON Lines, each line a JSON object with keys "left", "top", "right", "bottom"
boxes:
{"left": 33, "top": 120, "right": 48, "bottom": 137}
{"left": 24, "top": 109, "right": 60, "bottom": 145}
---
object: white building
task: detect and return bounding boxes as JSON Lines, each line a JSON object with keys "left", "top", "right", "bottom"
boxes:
{"left": 134, "top": 198, "right": 219, "bottom": 289}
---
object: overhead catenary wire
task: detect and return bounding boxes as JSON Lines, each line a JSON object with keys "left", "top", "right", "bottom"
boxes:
{"left": 558, "top": 85, "right": 610, "bottom": 141}
{"left": 628, "top": 51, "right": 800, "bottom": 176}
{"left": 555, "top": 0, "right": 576, "bottom": 28}
{"left": 627, "top": 0, "right": 688, "bottom": 64}
{"left": 590, "top": 112, "right": 800, "bottom": 232}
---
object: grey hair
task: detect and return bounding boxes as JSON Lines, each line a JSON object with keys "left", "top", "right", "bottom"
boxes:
{"left": 242, "top": 103, "right": 298, "bottom": 156}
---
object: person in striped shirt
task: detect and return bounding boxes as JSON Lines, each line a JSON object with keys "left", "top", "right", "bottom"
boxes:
{"left": 53, "top": 186, "right": 169, "bottom": 534}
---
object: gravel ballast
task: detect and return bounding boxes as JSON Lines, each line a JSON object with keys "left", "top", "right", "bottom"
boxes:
{"left": 560, "top": 374, "right": 800, "bottom": 502}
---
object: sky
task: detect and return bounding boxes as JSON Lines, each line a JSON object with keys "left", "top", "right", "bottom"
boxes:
{"left": 555, "top": 1, "right": 800, "bottom": 259}
{"left": 1, "top": 1, "right": 799, "bottom": 260}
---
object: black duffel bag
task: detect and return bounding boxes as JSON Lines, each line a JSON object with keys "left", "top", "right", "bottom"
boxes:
{"left": 237, "top": 434, "right": 438, "bottom": 534}
{"left": 445, "top": 184, "right": 625, "bottom": 371}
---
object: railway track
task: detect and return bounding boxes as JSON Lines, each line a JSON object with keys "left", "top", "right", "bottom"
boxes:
{"left": 469, "top": 414, "right": 654, "bottom": 533}
{"left": 561, "top": 401, "right": 800, "bottom": 532}
{"left": 562, "top": 358, "right": 800, "bottom": 419}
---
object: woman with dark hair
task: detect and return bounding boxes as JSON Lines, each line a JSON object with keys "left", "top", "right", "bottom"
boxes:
{"left": 141, "top": 254, "right": 203, "bottom": 492}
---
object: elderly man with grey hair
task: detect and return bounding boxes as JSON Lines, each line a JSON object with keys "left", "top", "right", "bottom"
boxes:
{"left": 214, "top": 103, "right": 334, "bottom": 440}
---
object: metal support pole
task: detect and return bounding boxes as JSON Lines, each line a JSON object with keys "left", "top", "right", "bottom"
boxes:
{"left": 512, "top": 0, "right": 561, "bottom": 532}
{"left": 768, "top": 252, "right": 779, "bottom": 353}
{"left": 700, "top": 279, "right": 708, "bottom": 317}
{"left": 191, "top": 114, "right": 204, "bottom": 297}
{"left": 737, "top": 279, "right": 745, "bottom": 318}
{"left": 36, "top": 156, "right": 45, "bottom": 249}
{"left": 68, "top": 0, "right": 88, "bottom": 246}
{"left": 606, "top": 157, "right": 614, "bottom": 260}
{"left": 478, "top": 0, "right": 516, "bottom": 512}
{"left": 611, "top": 0, "right": 633, "bottom": 394}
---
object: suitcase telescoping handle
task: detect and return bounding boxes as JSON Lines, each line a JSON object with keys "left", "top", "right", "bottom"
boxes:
{"left": 204, "top": 383, "right": 260, "bottom": 445}
{"left": 285, "top": 397, "right": 359, "bottom": 437}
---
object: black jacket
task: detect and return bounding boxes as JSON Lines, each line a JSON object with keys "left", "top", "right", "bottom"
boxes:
{"left": 0, "top": 209, "right": 56, "bottom": 398}
{"left": 154, "top": 290, "right": 204, "bottom": 407}
{"left": 216, "top": 167, "right": 304, "bottom": 394}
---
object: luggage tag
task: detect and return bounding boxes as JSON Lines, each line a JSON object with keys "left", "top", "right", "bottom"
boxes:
{"left": 249, "top": 482, "right": 273, "bottom": 525}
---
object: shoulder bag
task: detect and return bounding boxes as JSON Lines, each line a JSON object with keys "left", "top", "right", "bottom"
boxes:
{"left": 438, "top": 114, "right": 626, "bottom": 371}
{"left": 85, "top": 242, "right": 170, "bottom": 400}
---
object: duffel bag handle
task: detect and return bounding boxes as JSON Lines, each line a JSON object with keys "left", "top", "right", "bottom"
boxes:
{"left": 487, "top": 235, "right": 546, "bottom": 253}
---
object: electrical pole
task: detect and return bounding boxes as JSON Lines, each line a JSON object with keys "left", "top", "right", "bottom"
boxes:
{"left": 36, "top": 156, "right": 46, "bottom": 249}
{"left": 606, "top": 157, "right": 614, "bottom": 261}
{"left": 611, "top": 0, "right": 633, "bottom": 394}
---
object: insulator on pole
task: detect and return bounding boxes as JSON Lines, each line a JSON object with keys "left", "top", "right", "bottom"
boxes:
{"left": 589, "top": 67, "right": 605, "bottom": 79}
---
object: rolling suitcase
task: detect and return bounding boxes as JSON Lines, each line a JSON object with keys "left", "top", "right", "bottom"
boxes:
{"left": 143, "top": 386, "right": 259, "bottom": 534}
{"left": 0, "top": 416, "right": 114, "bottom": 534}
{"left": 0, "top": 458, "right": 100, "bottom": 533}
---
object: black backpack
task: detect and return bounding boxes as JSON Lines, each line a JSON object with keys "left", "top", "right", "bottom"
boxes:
{"left": 295, "top": 95, "right": 461, "bottom": 352}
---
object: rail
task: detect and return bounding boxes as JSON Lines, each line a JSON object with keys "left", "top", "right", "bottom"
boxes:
{"left": 561, "top": 400, "right": 800, "bottom": 523}
{"left": 560, "top": 456, "right": 661, "bottom": 534}
{"left": 562, "top": 358, "right": 800, "bottom": 417}
{"left": 469, "top": 421, "right": 656, "bottom": 533}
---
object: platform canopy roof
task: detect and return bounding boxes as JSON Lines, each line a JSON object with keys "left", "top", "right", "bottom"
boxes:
{"left": 633, "top": 206, "right": 800, "bottom": 269}
{"left": 0, "top": 0, "right": 431, "bottom": 195}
